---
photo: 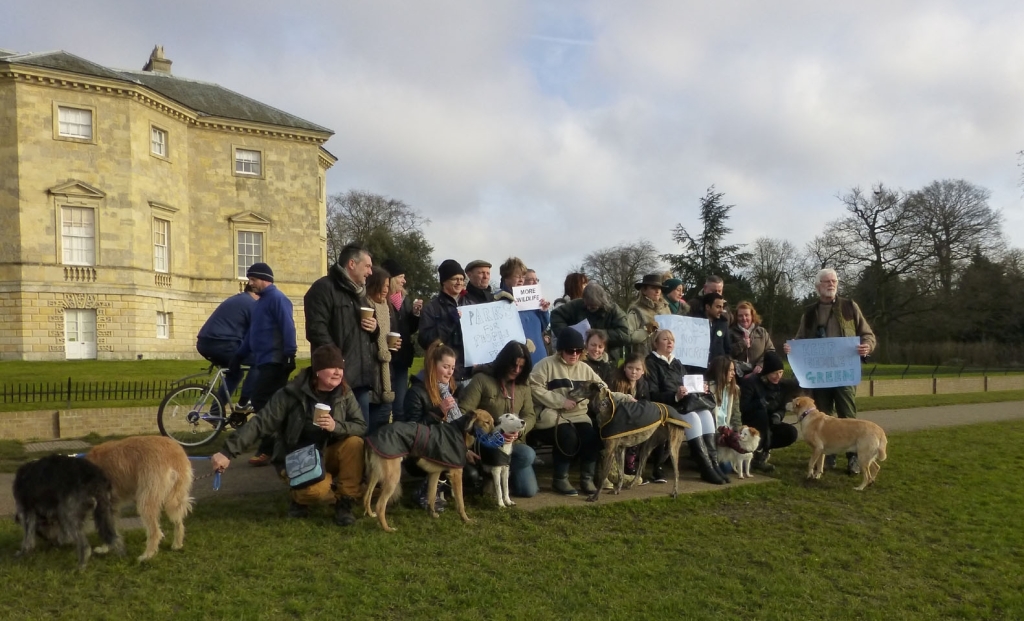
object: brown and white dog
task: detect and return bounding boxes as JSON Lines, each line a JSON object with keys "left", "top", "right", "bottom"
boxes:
{"left": 789, "top": 396, "right": 887, "bottom": 491}
{"left": 716, "top": 426, "right": 761, "bottom": 479}
{"left": 363, "top": 409, "right": 495, "bottom": 532}
{"left": 85, "top": 436, "right": 194, "bottom": 561}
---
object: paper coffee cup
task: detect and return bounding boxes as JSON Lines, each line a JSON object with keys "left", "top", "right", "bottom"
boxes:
{"left": 314, "top": 403, "right": 331, "bottom": 413}
{"left": 360, "top": 307, "right": 374, "bottom": 320}
{"left": 386, "top": 332, "right": 401, "bottom": 350}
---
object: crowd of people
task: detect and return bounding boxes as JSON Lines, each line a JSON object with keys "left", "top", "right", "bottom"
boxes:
{"left": 201, "top": 245, "right": 876, "bottom": 526}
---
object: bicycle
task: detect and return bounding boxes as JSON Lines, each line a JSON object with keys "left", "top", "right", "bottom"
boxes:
{"left": 157, "top": 363, "right": 253, "bottom": 447}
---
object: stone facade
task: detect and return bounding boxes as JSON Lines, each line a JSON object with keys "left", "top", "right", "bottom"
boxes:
{"left": 0, "top": 48, "right": 335, "bottom": 360}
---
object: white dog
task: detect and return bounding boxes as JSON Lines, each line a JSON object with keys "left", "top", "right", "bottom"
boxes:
{"left": 480, "top": 414, "right": 525, "bottom": 508}
{"left": 716, "top": 426, "right": 761, "bottom": 479}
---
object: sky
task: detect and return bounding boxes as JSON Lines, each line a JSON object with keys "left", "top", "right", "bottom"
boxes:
{"left": 5, "top": 0, "right": 1024, "bottom": 293}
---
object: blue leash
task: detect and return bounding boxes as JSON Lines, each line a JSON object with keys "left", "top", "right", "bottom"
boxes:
{"left": 71, "top": 452, "right": 220, "bottom": 491}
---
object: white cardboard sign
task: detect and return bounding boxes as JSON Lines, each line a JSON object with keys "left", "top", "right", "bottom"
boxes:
{"left": 512, "top": 285, "right": 543, "bottom": 311}
{"left": 461, "top": 301, "right": 527, "bottom": 366}
{"left": 655, "top": 314, "right": 711, "bottom": 369}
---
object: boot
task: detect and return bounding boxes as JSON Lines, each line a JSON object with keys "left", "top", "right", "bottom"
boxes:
{"left": 415, "top": 480, "right": 446, "bottom": 512}
{"left": 552, "top": 461, "right": 578, "bottom": 496}
{"left": 579, "top": 461, "right": 598, "bottom": 494}
{"left": 824, "top": 454, "right": 837, "bottom": 470}
{"left": 333, "top": 496, "right": 356, "bottom": 527}
{"left": 752, "top": 450, "right": 775, "bottom": 473}
{"left": 846, "top": 452, "right": 860, "bottom": 475}
{"left": 687, "top": 438, "right": 725, "bottom": 485}
{"left": 703, "top": 434, "right": 730, "bottom": 483}
{"left": 287, "top": 500, "right": 309, "bottom": 519}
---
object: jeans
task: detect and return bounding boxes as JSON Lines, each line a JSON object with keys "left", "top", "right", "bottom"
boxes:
{"left": 390, "top": 365, "right": 410, "bottom": 422}
{"left": 352, "top": 387, "right": 371, "bottom": 423}
{"left": 509, "top": 443, "right": 538, "bottom": 497}
{"left": 196, "top": 338, "right": 257, "bottom": 405}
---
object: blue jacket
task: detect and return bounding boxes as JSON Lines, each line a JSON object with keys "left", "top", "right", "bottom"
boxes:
{"left": 499, "top": 283, "right": 549, "bottom": 367}
{"left": 235, "top": 284, "right": 297, "bottom": 366}
{"left": 197, "top": 292, "right": 255, "bottom": 343}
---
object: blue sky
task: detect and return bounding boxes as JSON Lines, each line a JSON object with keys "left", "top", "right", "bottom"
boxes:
{"left": 5, "top": 0, "right": 1024, "bottom": 293}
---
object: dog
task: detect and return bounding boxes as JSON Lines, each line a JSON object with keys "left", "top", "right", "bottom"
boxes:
{"left": 12, "top": 454, "right": 125, "bottom": 569}
{"left": 716, "top": 426, "right": 761, "bottom": 479}
{"left": 363, "top": 410, "right": 495, "bottom": 532}
{"left": 568, "top": 382, "right": 690, "bottom": 502}
{"left": 86, "top": 436, "right": 194, "bottom": 561}
{"left": 789, "top": 396, "right": 888, "bottom": 491}
{"left": 479, "top": 413, "right": 525, "bottom": 508}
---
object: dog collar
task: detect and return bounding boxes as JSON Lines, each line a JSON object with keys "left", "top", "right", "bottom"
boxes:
{"left": 799, "top": 408, "right": 817, "bottom": 420}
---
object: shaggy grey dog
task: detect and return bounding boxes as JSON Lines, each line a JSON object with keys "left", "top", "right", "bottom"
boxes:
{"left": 13, "top": 454, "right": 125, "bottom": 569}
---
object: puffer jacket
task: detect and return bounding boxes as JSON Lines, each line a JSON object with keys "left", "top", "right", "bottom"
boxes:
{"left": 418, "top": 291, "right": 470, "bottom": 381}
{"left": 220, "top": 367, "right": 366, "bottom": 467}
{"left": 303, "top": 263, "right": 380, "bottom": 390}
{"left": 398, "top": 371, "right": 459, "bottom": 425}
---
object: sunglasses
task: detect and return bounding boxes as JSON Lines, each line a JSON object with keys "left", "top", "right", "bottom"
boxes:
{"left": 565, "top": 348, "right": 584, "bottom": 355}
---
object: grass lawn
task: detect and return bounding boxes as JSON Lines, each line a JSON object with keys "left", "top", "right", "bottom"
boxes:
{"left": 1, "top": 420, "right": 1022, "bottom": 619}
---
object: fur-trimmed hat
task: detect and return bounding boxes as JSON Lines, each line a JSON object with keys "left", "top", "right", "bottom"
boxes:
{"left": 311, "top": 344, "right": 345, "bottom": 372}
{"left": 246, "top": 262, "right": 274, "bottom": 282}
{"left": 381, "top": 258, "right": 405, "bottom": 278}
{"left": 437, "top": 259, "right": 465, "bottom": 283}
{"left": 761, "top": 351, "right": 784, "bottom": 376}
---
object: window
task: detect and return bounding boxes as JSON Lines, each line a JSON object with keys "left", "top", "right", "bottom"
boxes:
{"left": 151, "top": 126, "right": 167, "bottom": 157}
{"left": 236, "top": 231, "right": 263, "bottom": 279}
{"left": 61, "top": 207, "right": 95, "bottom": 266}
{"left": 235, "top": 149, "right": 261, "bottom": 176}
{"left": 153, "top": 218, "right": 169, "bottom": 273}
{"left": 156, "top": 312, "right": 170, "bottom": 339}
{"left": 58, "top": 106, "right": 93, "bottom": 139}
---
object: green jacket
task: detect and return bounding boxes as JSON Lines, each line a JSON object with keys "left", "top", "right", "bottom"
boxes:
{"left": 549, "top": 299, "right": 631, "bottom": 361}
{"left": 794, "top": 296, "right": 876, "bottom": 353}
{"left": 221, "top": 367, "right": 366, "bottom": 466}
{"left": 458, "top": 372, "right": 536, "bottom": 440}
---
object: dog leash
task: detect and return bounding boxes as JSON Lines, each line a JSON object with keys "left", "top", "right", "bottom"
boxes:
{"left": 69, "top": 452, "right": 220, "bottom": 491}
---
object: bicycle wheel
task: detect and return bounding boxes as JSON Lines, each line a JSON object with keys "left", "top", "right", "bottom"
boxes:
{"left": 158, "top": 384, "right": 227, "bottom": 447}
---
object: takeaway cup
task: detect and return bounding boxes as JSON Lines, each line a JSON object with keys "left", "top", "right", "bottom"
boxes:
{"left": 387, "top": 332, "right": 401, "bottom": 350}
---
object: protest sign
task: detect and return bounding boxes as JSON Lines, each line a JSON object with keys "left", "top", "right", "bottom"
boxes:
{"left": 683, "top": 375, "right": 704, "bottom": 393}
{"left": 512, "top": 285, "right": 542, "bottom": 311}
{"left": 787, "top": 336, "right": 862, "bottom": 388}
{"left": 461, "top": 301, "right": 527, "bottom": 366}
{"left": 654, "top": 315, "right": 710, "bottom": 369}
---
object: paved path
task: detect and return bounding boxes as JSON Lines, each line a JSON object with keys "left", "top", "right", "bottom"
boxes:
{"left": 2, "top": 401, "right": 1022, "bottom": 520}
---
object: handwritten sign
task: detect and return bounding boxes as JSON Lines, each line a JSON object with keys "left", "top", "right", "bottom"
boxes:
{"left": 461, "top": 301, "right": 527, "bottom": 366}
{"left": 512, "top": 285, "right": 542, "bottom": 311}
{"left": 655, "top": 315, "right": 710, "bottom": 369}
{"left": 787, "top": 337, "right": 861, "bottom": 388}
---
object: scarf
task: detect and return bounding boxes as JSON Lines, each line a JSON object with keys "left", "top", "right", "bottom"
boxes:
{"left": 667, "top": 299, "right": 682, "bottom": 315}
{"left": 369, "top": 298, "right": 394, "bottom": 403}
{"left": 440, "top": 382, "right": 463, "bottom": 422}
{"left": 389, "top": 291, "right": 404, "bottom": 312}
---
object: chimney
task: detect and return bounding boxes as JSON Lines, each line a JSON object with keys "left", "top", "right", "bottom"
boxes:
{"left": 142, "top": 45, "right": 172, "bottom": 74}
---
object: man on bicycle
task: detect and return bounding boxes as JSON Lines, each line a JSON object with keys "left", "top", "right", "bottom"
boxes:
{"left": 197, "top": 283, "right": 259, "bottom": 412}
{"left": 231, "top": 263, "right": 298, "bottom": 466}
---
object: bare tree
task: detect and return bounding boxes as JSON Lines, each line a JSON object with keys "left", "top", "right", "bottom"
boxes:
{"left": 579, "top": 240, "right": 663, "bottom": 311}
{"left": 662, "top": 186, "right": 751, "bottom": 296}
{"left": 745, "top": 237, "right": 802, "bottom": 331}
{"left": 326, "top": 190, "right": 436, "bottom": 299}
{"left": 906, "top": 179, "right": 1003, "bottom": 297}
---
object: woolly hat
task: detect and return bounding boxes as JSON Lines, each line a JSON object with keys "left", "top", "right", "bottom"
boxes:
{"left": 311, "top": 344, "right": 345, "bottom": 372}
{"left": 381, "top": 258, "right": 405, "bottom": 278}
{"left": 761, "top": 351, "right": 785, "bottom": 376}
{"left": 438, "top": 259, "right": 465, "bottom": 283}
{"left": 246, "top": 262, "right": 274, "bottom": 283}
{"left": 556, "top": 327, "right": 586, "bottom": 351}
{"left": 662, "top": 277, "right": 683, "bottom": 293}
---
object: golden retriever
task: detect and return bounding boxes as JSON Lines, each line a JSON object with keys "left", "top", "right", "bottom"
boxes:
{"left": 789, "top": 396, "right": 887, "bottom": 490}
{"left": 86, "top": 436, "right": 194, "bottom": 560}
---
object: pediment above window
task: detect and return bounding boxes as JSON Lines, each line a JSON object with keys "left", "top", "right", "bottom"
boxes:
{"left": 228, "top": 211, "right": 272, "bottom": 226}
{"left": 48, "top": 180, "right": 106, "bottom": 199}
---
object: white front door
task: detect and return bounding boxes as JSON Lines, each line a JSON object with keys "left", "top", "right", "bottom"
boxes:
{"left": 65, "top": 309, "right": 97, "bottom": 360}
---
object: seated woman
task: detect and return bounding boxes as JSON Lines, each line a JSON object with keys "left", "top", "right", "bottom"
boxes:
{"left": 644, "top": 330, "right": 728, "bottom": 485}
{"left": 730, "top": 301, "right": 775, "bottom": 378}
{"left": 583, "top": 329, "right": 616, "bottom": 383}
{"left": 738, "top": 351, "right": 799, "bottom": 473}
{"left": 458, "top": 340, "right": 538, "bottom": 498}
{"left": 211, "top": 344, "right": 366, "bottom": 526}
{"left": 529, "top": 327, "right": 620, "bottom": 496}
{"left": 609, "top": 352, "right": 649, "bottom": 484}
{"left": 708, "top": 355, "right": 742, "bottom": 431}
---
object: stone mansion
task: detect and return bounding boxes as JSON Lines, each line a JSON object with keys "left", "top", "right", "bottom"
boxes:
{"left": 0, "top": 46, "right": 335, "bottom": 360}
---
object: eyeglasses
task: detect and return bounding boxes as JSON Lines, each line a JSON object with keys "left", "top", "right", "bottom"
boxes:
{"left": 565, "top": 348, "right": 584, "bottom": 355}
{"left": 447, "top": 277, "right": 466, "bottom": 284}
